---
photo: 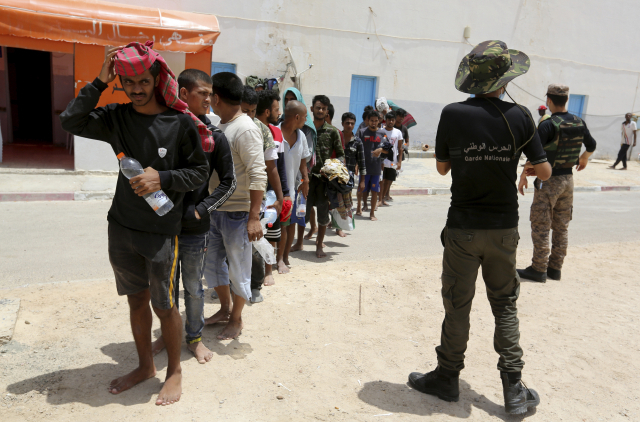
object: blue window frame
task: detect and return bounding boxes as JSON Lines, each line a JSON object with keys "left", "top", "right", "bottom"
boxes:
{"left": 568, "top": 94, "right": 586, "bottom": 119}
{"left": 211, "top": 62, "right": 236, "bottom": 75}
{"left": 349, "top": 75, "right": 378, "bottom": 130}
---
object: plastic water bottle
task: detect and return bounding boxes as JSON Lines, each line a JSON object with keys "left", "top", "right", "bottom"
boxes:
{"left": 296, "top": 193, "right": 306, "bottom": 218}
{"left": 117, "top": 152, "right": 174, "bottom": 216}
{"left": 261, "top": 190, "right": 278, "bottom": 228}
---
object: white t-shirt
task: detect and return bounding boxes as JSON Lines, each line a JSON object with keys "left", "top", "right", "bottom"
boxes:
{"left": 277, "top": 124, "right": 311, "bottom": 194}
{"left": 382, "top": 127, "right": 403, "bottom": 168}
{"left": 622, "top": 121, "right": 637, "bottom": 145}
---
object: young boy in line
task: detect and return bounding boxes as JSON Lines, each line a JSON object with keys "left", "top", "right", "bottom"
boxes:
{"left": 357, "top": 109, "right": 388, "bottom": 221}
{"left": 379, "top": 111, "right": 403, "bottom": 206}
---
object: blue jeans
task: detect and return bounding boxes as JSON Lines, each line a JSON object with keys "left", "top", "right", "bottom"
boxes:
{"left": 204, "top": 211, "right": 252, "bottom": 302}
{"left": 174, "top": 232, "right": 208, "bottom": 344}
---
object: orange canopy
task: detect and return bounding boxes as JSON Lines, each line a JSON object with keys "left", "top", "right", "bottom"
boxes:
{"left": 0, "top": 0, "right": 220, "bottom": 53}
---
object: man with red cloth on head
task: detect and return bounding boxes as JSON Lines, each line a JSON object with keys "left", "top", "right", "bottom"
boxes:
{"left": 60, "top": 42, "right": 210, "bottom": 406}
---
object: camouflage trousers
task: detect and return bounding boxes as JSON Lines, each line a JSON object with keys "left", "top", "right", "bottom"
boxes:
{"left": 530, "top": 174, "right": 573, "bottom": 272}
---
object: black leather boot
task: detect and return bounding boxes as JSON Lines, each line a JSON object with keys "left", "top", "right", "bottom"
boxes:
{"left": 517, "top": 266, "right": 547, "bottom": 283}
{"left": 408, "top": 366, "right": 459, "bottom": 402}
{"left": 546, "top": 267, "right": 561, "bottom": 280}
{"left": 501, "top": 372, "right": 540, "bottom": 415}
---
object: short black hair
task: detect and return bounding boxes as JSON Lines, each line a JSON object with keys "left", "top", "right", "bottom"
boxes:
{"left": 241, "top": 86, "right": 258, "bottom": 105}
{"left": 341, "top": 112, "right": 356, "bottom": 123}
{"left": 210, "top": 72, "right": 243, "bottom": 105}
{"left": 365, "top": 110, "right": 380, "bottom": 121}
{"left": 178, "top": 69, "right": 212, "bottom": 92}
{"left": 362, "top": 105, "right": 374, "bottom": 120}
{"left": 385, "top": 111, "right": 396, "bottom": 120}
{"left": 547, "top": 94, "right": 568, "bottom": 107}
{"left": 395, "top": 108, "right": 407, "bottom": 118}
{"left": 149, "top": 60, "right": 162, "bottom": 78}
{"left": 312, "top": 95, "right": 331, "bottom": 107}
{"left": 327, "top": 103, "right": 335, "bottom": 120}
{"left": 256, "top": 90, "right": 279, "bottom": 116}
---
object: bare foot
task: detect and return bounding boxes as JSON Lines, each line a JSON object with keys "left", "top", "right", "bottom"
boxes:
{"left": 156, "top": 371, "right": 182, "bottom": 406}
{"left": 204, "top": 309, "right": 230, "bottom": 325}
{"left": 290, "top": 242, "right": 304, "bottom": 252}
{"left": 217, "top": 319, "right": 243, "bottom": 340}
{"left": 151, "top": 336, "right": 166, "bottom": 356}
{"left": 316, "top": 246, "right": 327, "bottom": 258}
{"left": 363, "top": 204, "right": 369, "bottom": 212}
{"left": 381, "top": 200, "right": 390, "bottom": 206}
{"left": 355, "top": 209, "right": 363, "bottom": 216}
{"left": 109, "top": 366, "right": 156, "bottom": 395}
{"left": 304, "top": 227, "right": 317, "bottom": 240}
{"left": 336, "top": 229, "right": 347, "bottom": 238}
{"left": 187, "top": 342, "right": 213, "bottom": 364}
{"left": 315, "top": 240, "right": 326, "bottom": 248}
{"left": 370, "top": 215, "right": 378, "bottom": 221}
{"left": 277, "top": 260, "right": 290, "bottom": 274}
{"left": 264, "top": 274, "right": 275, "bottom": 286}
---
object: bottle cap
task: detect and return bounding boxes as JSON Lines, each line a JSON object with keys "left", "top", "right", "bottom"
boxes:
{"left": 116, "top": 152, "right": 125, "bottom": 160}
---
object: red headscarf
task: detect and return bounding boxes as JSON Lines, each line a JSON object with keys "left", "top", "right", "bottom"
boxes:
{"left": 114, "top": 41, "right": 214, "bottom": 152}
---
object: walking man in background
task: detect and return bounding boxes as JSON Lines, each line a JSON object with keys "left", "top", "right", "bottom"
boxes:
{"left": 60, "top": 42, "right": 210, "bottom": 405}
{"left": 518, "top": 84, "right": 597, "bottom": 282}
{"left": 408, "top": 40, "right": 550, "bottom": 415}
{"left": 609, "top": 113, "right": 636, "bottom": 170}
{"left": 537, "top": 105, "right": 550, "bottom": 126}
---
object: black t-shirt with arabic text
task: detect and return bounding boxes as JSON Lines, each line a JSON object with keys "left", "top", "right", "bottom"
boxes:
{"left": 435, "top": 97, "right": 547, "bottom": 230}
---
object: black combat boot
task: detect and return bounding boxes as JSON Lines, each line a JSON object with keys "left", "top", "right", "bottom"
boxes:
{"left": 501, "top": 372, "right": 540, "bottom": 415}
{"left": 408, "top": 366, "right": 459, "bottom": 402}
{"left": 546, "top": 267, "right": 561, "bottom": 280}
{"left": 517, "top": 266, "right": 547, "bottom": 283}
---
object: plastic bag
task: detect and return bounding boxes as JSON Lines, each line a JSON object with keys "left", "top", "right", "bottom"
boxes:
{"left": 330, "top": 209, "right": 355, "bottom": 231}
{"left": 252, "top": 237, "right": 276, "bottom": 264}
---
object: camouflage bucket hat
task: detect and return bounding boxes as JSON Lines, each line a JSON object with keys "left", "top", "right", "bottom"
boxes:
{"left": 455, "top": 40, "right": 530, "bottom": 95}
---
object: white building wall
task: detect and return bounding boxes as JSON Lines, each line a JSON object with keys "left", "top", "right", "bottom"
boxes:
{"left": 103, "top": 0, "right": 640, "bottom": 162}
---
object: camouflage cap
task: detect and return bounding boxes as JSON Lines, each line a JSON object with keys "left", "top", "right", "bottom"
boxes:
{"left": 546, "top": 84, "right": 569, "bottom": 96}
{"left": 455, "top": 40, "right": 530, "bottom": 95}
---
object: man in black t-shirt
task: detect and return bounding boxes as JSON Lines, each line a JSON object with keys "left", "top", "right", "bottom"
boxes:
{"left": 394, "top": 108, "right": 410, "bottom": 160}
{"left": 407, "top": 40, "right": 551, "bottom": 416}
{"left": 517, "top": 84, "right": 596, "bottom": 283}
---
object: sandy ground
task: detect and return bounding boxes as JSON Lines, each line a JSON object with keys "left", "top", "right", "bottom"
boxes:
{"left": 1, "top": 241, "right": 639, "bottom": 422}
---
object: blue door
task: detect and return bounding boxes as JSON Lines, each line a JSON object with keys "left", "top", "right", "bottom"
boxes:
{"left": 568, "top": 94, "right": 586, "bottom": 119}
{"left": 211, "top": 62, "right": 236, "bottom": 75}
{"left": 349, "top": 75, "right": 377, "bottom": 130}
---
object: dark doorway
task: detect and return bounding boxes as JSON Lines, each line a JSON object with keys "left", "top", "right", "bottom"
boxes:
{"left": 7, "top": 47, "right": 53, "bottom": 144}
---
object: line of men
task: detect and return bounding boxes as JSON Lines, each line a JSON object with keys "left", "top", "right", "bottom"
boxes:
{"left": 58, "top": 40, "right": 408, "bottom": 406}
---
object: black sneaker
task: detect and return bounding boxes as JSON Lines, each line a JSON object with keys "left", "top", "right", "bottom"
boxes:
{"left": 517, "top": 266, "right": 547, "bottom": 283}
{"left": 408, "top": 367, "right": 460, "bottom": 402}
{"left": 501, "top": 372, "right": 540, "bottom": 415}
{"left": 546, "top": 267, "right": 561, "bottom": 280}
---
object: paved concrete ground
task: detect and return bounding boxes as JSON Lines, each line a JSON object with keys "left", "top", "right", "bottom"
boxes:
{"left": 0, "top": 157, "right": 639, "bottom": 200}
{"left": 1, "top": 191, "right": 639, "bottom": 290}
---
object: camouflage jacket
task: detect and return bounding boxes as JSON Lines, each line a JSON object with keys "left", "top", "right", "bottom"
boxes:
{"left": 311, "top": 122, "right": 344, "bottom": 176}
{"left": 344, "top": 134, "right": 366, "bottom": 176}
{"left": 253, "top": 117, "right": 276, "bottom": 152}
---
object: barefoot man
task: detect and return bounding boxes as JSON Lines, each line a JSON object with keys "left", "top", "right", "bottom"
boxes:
{"left": 203, "top": 72, "right": 267, "bottom": 339}
{"left": 306, "top": 95, "right": 344, "bottom": 258}
{"left": 60, "top": 42, "right": 211, "bottom": 405}
{"left": 277, "top": 100, "right": 311, "bottom": 268}
{"left": 151, "top": 69, "right": 237, "bottom": 362}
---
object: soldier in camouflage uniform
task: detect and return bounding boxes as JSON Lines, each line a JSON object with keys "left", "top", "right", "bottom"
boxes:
{"left": 517, "top": 84, "right": 597, "bottom": 283}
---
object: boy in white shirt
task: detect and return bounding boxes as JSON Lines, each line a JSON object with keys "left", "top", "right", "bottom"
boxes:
{"left": 379, "top": 111, "right": 403, "bottom": 206}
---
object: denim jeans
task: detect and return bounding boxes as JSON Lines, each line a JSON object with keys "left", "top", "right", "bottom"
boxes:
{"left": 204, "top": 211, "right": 252, "bottom": 302}
{"left": 174, "top": 232, "right": 208, "bottom": 344}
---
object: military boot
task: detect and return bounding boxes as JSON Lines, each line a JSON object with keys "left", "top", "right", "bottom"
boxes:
{"left": 501, "top": 372, "right": 540, "bottom": 415}
{"left": 517, "top": 266, "right": 546, "bottom": 283}
{"left": 546, "top": 267, "right": 561, "bottom": 280}
{"left": 408, "top": 366, "right": 459, "bottom": 402}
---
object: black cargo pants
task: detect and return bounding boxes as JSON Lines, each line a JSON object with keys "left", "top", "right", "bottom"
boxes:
{"left": 436, "top": 227, "right": 524, "bottom": 373}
